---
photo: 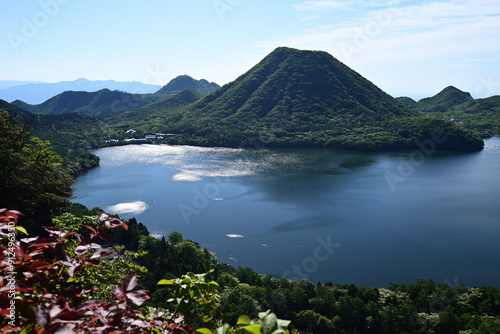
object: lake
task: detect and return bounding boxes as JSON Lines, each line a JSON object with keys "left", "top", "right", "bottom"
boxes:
{"left": 73, "top": 138, "right": 500, "bottom": 287}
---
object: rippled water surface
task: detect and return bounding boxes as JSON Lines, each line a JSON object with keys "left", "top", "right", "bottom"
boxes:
{"left": 73, "top": 138, "right": 500, "bottom": 287}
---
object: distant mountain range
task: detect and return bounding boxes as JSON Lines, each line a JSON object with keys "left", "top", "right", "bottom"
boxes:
{"left": 0, "top": 80, "right": 44, "bottom": 90}
{"left": 10, "top": 76, "right": 220, "bottom": 119}
{"left": 12, "top": 89, "right": 161, "bottom": 119}
{"left": 0, "top": 78, "right": 162, "bottom": 104}
{"left": 0, "top": 76, "right": 218, "bottom": 105}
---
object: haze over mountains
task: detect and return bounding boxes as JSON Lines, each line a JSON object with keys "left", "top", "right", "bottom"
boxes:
{"left": 0, "top": 78, "right": 163, "bottom": 105}
{"left": 10, "top": 76, "right": 220, "bottom": 120}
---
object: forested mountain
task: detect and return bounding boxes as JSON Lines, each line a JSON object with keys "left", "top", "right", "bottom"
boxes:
{"left": 110, "top": 88, "right": 204, "bottom": 133}
{"left": 155, "top": 75, "right": 220, "bottom": 96}
{"left": 397, "top": 86, "right": 474, "bottom": 113}
{"left": 117, "top": 88, "right": 203, "bottom": 120}
{"left": 8, "top": 76, "right": 220, "bottom": 120}
{"left": 0, "top": 98, "right": 33, "bottom": 121}
{"left": 144, "top": 47, "right": 483, "bottom": 151}
{"left": 11, "top": 89, "right": 161, "bottom": 119}
{"left": 398, "top": 87, "right": 500, "bottom": 136}
{"left": 0, "top": 78, "right": 162, "bottom": 104}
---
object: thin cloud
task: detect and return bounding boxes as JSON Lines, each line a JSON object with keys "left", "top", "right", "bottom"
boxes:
{"left": 261, "top": 0, "right": 500, "bottom": 66}
{"left": 293, "top": 1, "right": 353, "bottom": 11}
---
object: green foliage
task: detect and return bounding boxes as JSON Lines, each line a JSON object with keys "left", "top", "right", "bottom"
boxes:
{"left": 158, "top": 270, "right": 220, "bottom": 327}
{"left": 168, "top": 231, "right": 184, "bottom": 245}
{"left": 400, "top": 88, "right": 500, "bottom": 137}
{"left": 0, "top": 110, "right": 74, "bottom": 233}
{"left": 11, "top": 89, "right": 160, "bottom": 119}
{"left": 212, "top": 268, "right": 500, "bottom": 334}
{"left": 52, "top": 212, "right": 91, "bottom": 232}
{"left": 197, "top": 311, "right": 293, "bottom": 334}
{"left": 53, "top": 213, "right": 149, "bottom": 300}
{"left": 27, "top": 112, "right": 109, "bottom": 175}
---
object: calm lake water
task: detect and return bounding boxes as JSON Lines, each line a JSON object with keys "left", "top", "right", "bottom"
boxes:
{"left": 73, "top": 138, "right": 500, "bottom": 287}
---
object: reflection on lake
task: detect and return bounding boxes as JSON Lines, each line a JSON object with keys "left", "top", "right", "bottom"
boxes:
{"left": 73, "top": 138, "right": 500, "bottom": 287}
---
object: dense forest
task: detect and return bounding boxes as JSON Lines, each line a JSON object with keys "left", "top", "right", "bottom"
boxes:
{"left": 1, "top": 109, "right": 500, "bottom": 333}
{"left": 397, "top": 86, "right": 500, "bottom": 137}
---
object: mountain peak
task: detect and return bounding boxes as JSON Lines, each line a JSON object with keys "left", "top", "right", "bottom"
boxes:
{"left": 417, "top": 86, "right": 473, "bottom": 112}
{"left": 155, "top": 75, "right": 220, "bottom": 96}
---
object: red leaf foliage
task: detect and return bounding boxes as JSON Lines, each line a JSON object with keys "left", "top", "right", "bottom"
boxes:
{"left": 0, "top": 210, "right": 195, "bottom": 333}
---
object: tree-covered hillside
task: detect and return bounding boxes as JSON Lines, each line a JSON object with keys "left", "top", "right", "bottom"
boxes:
{"left": 1, "top": 101, "right": 112, "bottom": 175}
{"left": 155, "top": 75, "right": 220, "bottom": 96}
{"left": 398, "top": 87, "right": 500, "bottom": 136}
{"left": 404, "top": 86, "right": 474, "bottom": 113}
{"left": 28, "top": 113, "right": 114, "bottom": 175}
{"left": 448, "top": 95, "right": 500, "bottom": 135}
{"left": 11, "top": 89, "right": 161, "bottom": 119}
{"left": 9, "top": 75, "right": 221, "bottom": 121}
{"left": 133, "top": 47, "right": 483, "bottom": 151}
{"left": 109, "top": 88, "right": 204, "bottom": 134}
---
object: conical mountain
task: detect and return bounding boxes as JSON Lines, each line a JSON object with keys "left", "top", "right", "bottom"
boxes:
{"left": 160, "top": 47, "right": 482, "bottom": 150}
{"left": 183, "top": 47, "right": 412, "bottom": 121}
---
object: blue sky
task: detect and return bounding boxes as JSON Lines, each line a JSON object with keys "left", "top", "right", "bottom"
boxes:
{"left": 1, "top": 0, "right": 499, "bottom": 99}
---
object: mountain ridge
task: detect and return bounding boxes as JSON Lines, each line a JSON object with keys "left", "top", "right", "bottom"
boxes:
{"left": 397, "top": 86, "right": 474, "bottom": 113}
{"left": 10, "top": 75, "right": 221, "bottom": 119}
{"left": 11, "top": 89, "right": 160, "bottom": 119}
{"left": 0, "top": 78, "right": 163, "bottom": 104}
{"left": 397, "top": 86, "right": 500, "bottom": 136}
{"left": 155, "top": 75, "right": 220, "bottom": 96}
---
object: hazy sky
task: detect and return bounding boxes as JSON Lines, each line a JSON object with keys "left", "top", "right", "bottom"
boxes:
{"left": 1, "top": 0, "right": 499, "bottom": 99}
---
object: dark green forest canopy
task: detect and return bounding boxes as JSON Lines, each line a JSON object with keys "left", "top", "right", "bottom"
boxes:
{"left": 1, "top": 101, "right": 110, "bottom": 175}
{"left": 398, "top": 86, "right": 500, "bottom": 137}
{"left": 11, "top": 89, "right": 161, "bottom": 119}
{"left": 155, "top": 74, "right": 220, "bottom": 96}
{"left": 0, "top": 110, "right": 73, "bottom": 233}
